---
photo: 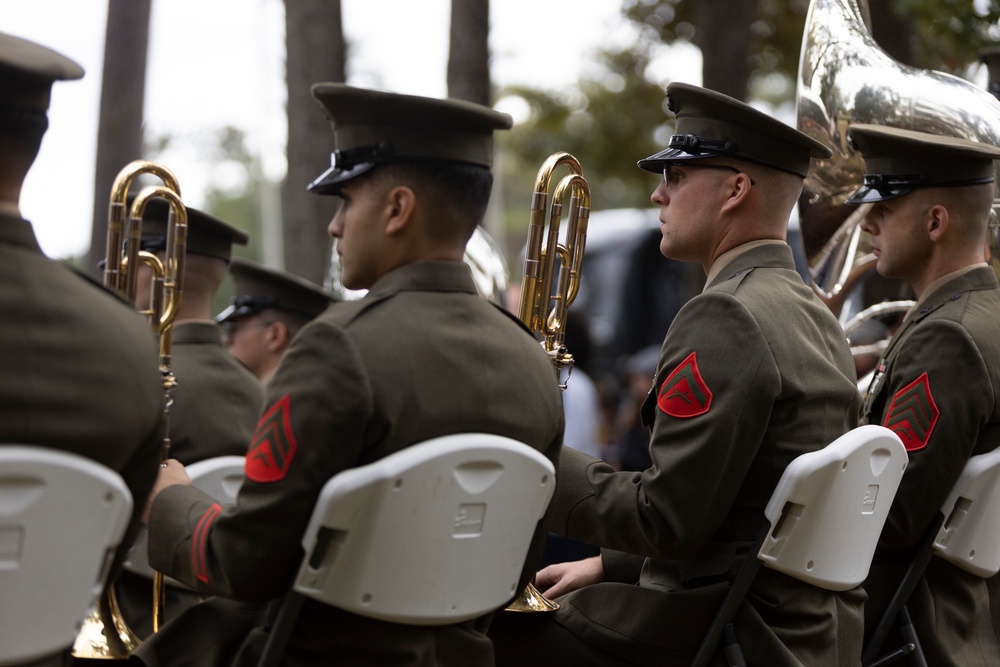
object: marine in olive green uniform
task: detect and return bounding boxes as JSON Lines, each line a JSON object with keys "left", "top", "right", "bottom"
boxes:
{"left": 848, "top": 126, "right": 1000, "bottom": 666}
{"left": 217, "top": 257, "right": 338, "bottom": 385}
{"left": 133, "top": 200, "right": 266, "bottom": 465}
{"left": 0, "top": 32, "right": 164, "bottom": 667}
{"left": 491, "top": 83, "right": 864, "bottom": 667}
{"left": 117, "top": 202, "right": 266, "bottom": 638}
{"left": 135, "top": 85, "right": 565, "bottom": 667}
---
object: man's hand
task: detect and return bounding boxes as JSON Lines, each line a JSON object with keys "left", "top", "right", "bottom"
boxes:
{"left": 141, "top": 458, "right": 191, "bottom": 525}
{"left": 535, "top": 555, "right": 604, "bottom": 599}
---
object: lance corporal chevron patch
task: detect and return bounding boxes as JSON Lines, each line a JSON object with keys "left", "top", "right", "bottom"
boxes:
{"left": 657, "top": 351, "right": 712, "bottom": 418}
{"left": 883, "top": 372, "right": 939, "bottom": 452}
{"left": 245, "top": 394, "right": 299, "bottom": 483}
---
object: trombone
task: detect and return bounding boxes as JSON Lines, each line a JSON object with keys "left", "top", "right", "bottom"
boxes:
{"left": 517, "top": 151, "right": 590, "bottom": 387}
{"left": 506, "top": 152, "right": 591, "bottom": 613}
{"left": 73, "top": 160, "right": 187, "bottom": 658}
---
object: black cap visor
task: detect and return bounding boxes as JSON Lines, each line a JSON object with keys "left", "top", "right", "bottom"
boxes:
{"left": 308, "top": 141, "right": 394, "bottom": 195}
{"left": 637, "top": 133, "right": 739, "bottom": 173}
{"left": 847, "top": 173, "right": 995, "bottom": 204}
{"left": 307, "top": 162, "right": 377, "bottom": 195}
{"left": 216, "top": 295, "right": 277, "bottom": 324}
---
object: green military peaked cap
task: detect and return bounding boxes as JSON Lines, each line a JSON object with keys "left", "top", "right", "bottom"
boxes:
{"left": 308, "top": 83, "right": 513, "bottom": 195}
{"left": 217, "top": 258, "right": 337, "bottom": 323}
{"left": 136, "top": 197, "right": 249, "bottom": 262}
{"left": 0, "top": 31, "right": 84, "bottom": 84}
{"left": 846, "top": 124, "right": 1000, "bottom": 204}
{"left": 0, "top": 31, "right": 83, "bottom": 113}
{"left": 638, "top": 82, "right": 832, "bottom": 178}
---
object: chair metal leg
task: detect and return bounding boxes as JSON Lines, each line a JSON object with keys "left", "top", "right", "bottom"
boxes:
{"left": 690, "top": 522, "right": 769, "bottom": 667}
{"left": 896, "top": 608, "right": 928, "bottom": 667}
{"left": 863, "top": 607, "right": 927, "bottom": 667}
{"left": 257, "top": 591, "right": 306, "bottom": 667}
{"left": 862, "top": 515, "right": 943, "bottom": 666}
{"left": 721, "top": 623, "right": 747, "bottom": 667}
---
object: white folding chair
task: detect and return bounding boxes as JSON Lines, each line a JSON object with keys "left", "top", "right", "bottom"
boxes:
{"left": 863, "top": 446, "right": 1000, "bottom": 667}
{"left": 691, "top": 425, "right": 908, "bottom": 667}
{"left": 256, "top": 433, "right": 556, "bottom": 667}
{"left": 124, "top": 455, "right": 245, "bottom": 584}
{"left": 0, "top": 445, "right": 133, "bottom": 666}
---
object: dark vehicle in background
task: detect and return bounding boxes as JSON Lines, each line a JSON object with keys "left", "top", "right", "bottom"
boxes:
{"left": 574, "top": 208, "right": 699, "bottom": 382}
{"left": 573, "top": 207, "right": 810, "bottom": 383}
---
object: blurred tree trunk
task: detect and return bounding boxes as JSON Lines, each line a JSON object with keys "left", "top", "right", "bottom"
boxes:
{"left": 86, "top": 0, "right": 151, "bottom": 278}
{"left": 447, "top": 0, "right": 506, "bottom": 257}
{"left": 694, "top": 0, "right": 754, "bottom": 100}
{"left": 283, "top": 0, "right": 346, "bottom": 283}
{"left": 447, "top": 0, "right": 491, "bottom": 105}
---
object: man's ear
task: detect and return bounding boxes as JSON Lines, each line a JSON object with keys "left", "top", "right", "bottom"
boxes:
{"left": 384, "top": 185, "right": 417, "bottom": 235}
{"left": 264, "top": 321, "right": 289, "bottom": 353}
{"left": 926, "top": 203, "right": 950, "bottom": 242}
{"left": 720, "top": 172, "right": 753, "bottom": 213}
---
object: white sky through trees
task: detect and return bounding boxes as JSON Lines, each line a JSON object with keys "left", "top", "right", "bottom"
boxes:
{"left": 5, "top": 0, "right": 700, "bottom": 259}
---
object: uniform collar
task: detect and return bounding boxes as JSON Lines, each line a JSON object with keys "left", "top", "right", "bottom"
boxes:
{"left": 171, "top": 320, "right": 225, "bottom": 345}
{"left": 905, "top": 263, "right": 998, "bottom": 322}
{"left": 862, "top": 264, "right": 999, "bottom": 410}
{"left": 0, "top": 214, "right": 43, "bottom": 251}
{"left": 704, "top": 240, "right": 791, "bottom": 290}
{"left": 365, "top": 261, "right": 478, "bottom": 299}
{"left": 258, "top": 365, "right": 277, "bottom": 387}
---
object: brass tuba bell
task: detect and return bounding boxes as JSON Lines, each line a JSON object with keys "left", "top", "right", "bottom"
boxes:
{"left": 796, "top": 0, "right": 1000, "bottom": 316}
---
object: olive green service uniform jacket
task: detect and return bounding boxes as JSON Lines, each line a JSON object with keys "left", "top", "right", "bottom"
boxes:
{"left": 547, "top": 243, "right": 864, "bottom": 666}
{"left": 118, "top": 321, "right": 265, "bottom": 637}
{"left": 0, "top": 215, "right": 165, "bottom": 666}
{"left": 861, "top": 266, "right": 1000, "bottom": 667}
{"left": 139, "top": 261, "right": 565, "bottom": 667}
{"left": 167, "top": 321, "right": 265, "bottom": 464}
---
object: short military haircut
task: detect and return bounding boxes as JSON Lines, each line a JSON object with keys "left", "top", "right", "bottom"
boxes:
{"left": 367, "top": 162, "right": 494, "bottom": 244}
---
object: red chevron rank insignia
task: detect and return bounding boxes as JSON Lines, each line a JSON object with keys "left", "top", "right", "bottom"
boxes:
{"left": 883, "top": 372, "right": 939, "bottom": 452}
{"left": 245, "top": 394, "right": 298, "bottom": 483}
{"left": 657, "top": 351, "right": 712, "bottom": 418}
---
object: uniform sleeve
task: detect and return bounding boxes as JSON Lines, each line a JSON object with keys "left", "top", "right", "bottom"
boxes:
{"left": 148, "top": 320, "right": 374, "bottom": 601}
{"left": 601, "top": 548, "right": 646, "bottom": 583}
{"left": 876, "top": 320, "right": 992, "bottom": 550}
{"left": 548, "top": 292, "right": 779, "bottom": 559}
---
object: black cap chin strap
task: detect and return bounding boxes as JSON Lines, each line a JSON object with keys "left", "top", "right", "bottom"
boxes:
{"left": 668, "top": 133, "right": 738, "bottom": 156}
{"left": 328, "top": 141, "right": 394, "bottom": 170}
{"left": 862, "top": 172, "right": 994, "bottom": 192}
{"left": 233, "top": 295, "right": 278, "bottom": 311}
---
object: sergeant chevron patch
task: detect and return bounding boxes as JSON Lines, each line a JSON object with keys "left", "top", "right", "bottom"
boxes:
{"left": 245, "top": 394, "right": 298, "bottom": 482}
{"left": 883, "top": 372, "right": 939, "bottom": 452}
{"left": 657, "top": 351, "right": 712, "bottom": 418}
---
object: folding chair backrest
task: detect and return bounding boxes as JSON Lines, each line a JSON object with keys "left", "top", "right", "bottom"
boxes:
{"left": 759, "top": 425, "right": 908, "bottom": 590}
{"left": 933, "top": 447, "right": 1000, "bottom": 578}
{"left": 0, "top": 445, "right": 133, "bottom": 665}
{"left": 124, "top": 455, "right": 245, "bottom": 583}
{"left": 186, "top": 455, "right": 246, "bottom": 504}
{"left": 292, "top": 433, "right": 555, "bottom": 625}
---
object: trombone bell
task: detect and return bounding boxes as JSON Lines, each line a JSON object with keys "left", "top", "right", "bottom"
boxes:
{"left": 71, "top": 584, "right": 141, "bottom": 659}
{"left": 503, "top": 581, "right": 560, "bottom": 613}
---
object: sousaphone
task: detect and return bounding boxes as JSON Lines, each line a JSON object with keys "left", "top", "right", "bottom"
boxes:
{"left": 796, "top": 0, "right": 1000, "bottom": 321}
